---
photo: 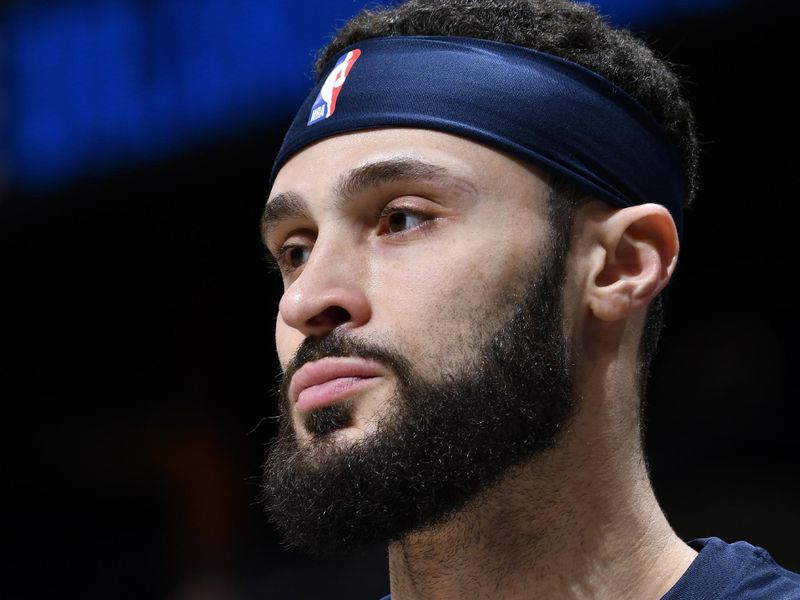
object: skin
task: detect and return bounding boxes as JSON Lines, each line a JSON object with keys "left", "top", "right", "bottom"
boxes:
{"left": 264, "top": 128, "right": 696, "bottom": 599}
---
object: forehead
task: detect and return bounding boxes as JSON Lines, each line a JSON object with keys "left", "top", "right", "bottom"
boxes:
{"left": 269, "top": 128, "right": 551, "bottom": 205}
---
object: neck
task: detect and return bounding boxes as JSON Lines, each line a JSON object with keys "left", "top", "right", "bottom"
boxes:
{"left": 387, "top": 384, "right": 695, "bottom": 600}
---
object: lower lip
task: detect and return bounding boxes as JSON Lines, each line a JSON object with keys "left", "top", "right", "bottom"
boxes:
{"left": 295, "top": 376, "right": 382, "bottom": 412}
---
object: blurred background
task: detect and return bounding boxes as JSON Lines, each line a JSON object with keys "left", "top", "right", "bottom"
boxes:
{"left": 2, "top": 0, "right": 798, "bottom": 598}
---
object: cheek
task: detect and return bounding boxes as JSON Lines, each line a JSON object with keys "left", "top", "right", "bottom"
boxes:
{"left": 275, "top": 312, "right": 303, "bottom": 371}
{"left": 367, "top": 235, "right": 534, "bottom": 370}
{"left": 375, "top": 221, "right": 536, "bottom": 308}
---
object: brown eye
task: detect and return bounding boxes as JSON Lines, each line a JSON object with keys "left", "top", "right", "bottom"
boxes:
{"left": 287, "top": 246, "right": 311, "bottom": 268}
{"left": 386, "top": 210, "right": 427, "bottom": 234}
{"left": 276, "top": 244, "right": 311, "bottom": 272}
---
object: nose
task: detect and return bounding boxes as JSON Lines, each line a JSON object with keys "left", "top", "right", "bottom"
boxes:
{"left": 278, "top": 243, "right": 372, "bottom": 338}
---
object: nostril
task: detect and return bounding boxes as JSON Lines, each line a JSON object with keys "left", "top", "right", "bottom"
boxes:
{"left": 323, "top": 306, "right": 350, "bottom": 323}
{"left": 308, "top": 305, "right": 351, "bottom": 328}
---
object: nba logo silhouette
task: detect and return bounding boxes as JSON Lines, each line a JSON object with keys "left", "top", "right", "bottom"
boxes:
{"left": 308, "top": 49, "right": 362, "bottom": 125}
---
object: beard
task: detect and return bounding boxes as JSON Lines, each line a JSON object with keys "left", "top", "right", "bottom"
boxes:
{"left": 262, "top": 234, "right": 576, "bottom": 555}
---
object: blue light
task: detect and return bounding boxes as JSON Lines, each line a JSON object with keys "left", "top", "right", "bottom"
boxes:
{"left": 581, "top": 0, "right": 740, "bottom": 27}
{"left": 2, "top": 0, "right": 740, "bottom": 192}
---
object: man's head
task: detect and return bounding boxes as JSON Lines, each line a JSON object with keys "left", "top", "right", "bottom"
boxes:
{"left": 261, "top": 0, "right": 697, "bottom": 554}
{"left": 263, "top": 130, "right": 578, "bottom": 553}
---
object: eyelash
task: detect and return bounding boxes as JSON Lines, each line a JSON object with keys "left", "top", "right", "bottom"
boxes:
{"left": 272, "top": 244, "right": 307, "bottom": 275}
{"left": 271, "top": 204, "right": 438, "bottom": 276}
{"left": 378, "top": 204, "right": 437, "bottom": 235}
{"left": 262, "top": 249, "right": 281, "bottom": 273}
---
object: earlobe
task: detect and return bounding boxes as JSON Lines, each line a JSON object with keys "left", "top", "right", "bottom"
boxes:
{"left": 586, "top": 204, "right": 679, "bottom": 322}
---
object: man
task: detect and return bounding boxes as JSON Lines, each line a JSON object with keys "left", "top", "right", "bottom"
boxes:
{"left": 260, "top": 0, "right": 800, "bottom": 598}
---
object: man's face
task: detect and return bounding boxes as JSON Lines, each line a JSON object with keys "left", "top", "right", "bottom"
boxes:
{"left": 261, "top": 129, "right": 576, "bottom": 553}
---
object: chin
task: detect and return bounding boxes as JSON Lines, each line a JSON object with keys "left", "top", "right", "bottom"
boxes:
{"left": 313, "top": 424, "right": 364, "bottom": 444}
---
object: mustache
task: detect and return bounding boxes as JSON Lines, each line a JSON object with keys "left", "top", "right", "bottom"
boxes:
{"left": 280, "top": 330, "right": 412, "bottom": 403}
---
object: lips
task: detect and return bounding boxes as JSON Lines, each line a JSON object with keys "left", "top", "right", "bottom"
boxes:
{"left": 289, "top": 357, "right": 385, "bottom": 412}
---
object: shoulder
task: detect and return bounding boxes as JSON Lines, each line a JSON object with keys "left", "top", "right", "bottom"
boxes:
{"left": 662, "top": 537, "right": 800, "bottom": 600}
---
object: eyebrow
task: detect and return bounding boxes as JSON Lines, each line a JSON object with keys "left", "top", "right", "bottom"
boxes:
{"left": 261, "top": 157, "right": 475, "bottom": 244}
{"left": 261, "top": 190, "right": 312, "bottom": 245}
{"left": 334, "top": 157, "right": 451, "bottom": 205}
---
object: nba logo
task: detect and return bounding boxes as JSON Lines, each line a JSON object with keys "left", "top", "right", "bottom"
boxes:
{"left": 308, "top": 49, "right": 362, "bottom": 125}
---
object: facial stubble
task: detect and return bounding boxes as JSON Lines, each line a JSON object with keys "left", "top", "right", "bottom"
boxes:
{"left": 262, "top": 235, "right": 575, "bottom": 555}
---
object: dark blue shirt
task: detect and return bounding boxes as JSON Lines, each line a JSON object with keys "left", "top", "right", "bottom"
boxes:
{"left": 379, "top": 537, "right": 800, "bottom": 599}
{"left": 662, "top": 537, "right": 800, "bottom": 599}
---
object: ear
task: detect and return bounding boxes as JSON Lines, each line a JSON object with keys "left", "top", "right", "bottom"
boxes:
{"left": 585, "top": 203, "right": 679, "bottom": 322}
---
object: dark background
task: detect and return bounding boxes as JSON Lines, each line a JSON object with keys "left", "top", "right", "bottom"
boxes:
{"left": 2, "top": 1, "right": 798, "bottom": 598}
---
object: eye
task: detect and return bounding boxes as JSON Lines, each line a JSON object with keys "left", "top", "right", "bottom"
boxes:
{"left": 380, "top": 208, "right": 431, "bottom": 235}
{"left": 276, "top": 244, "right": 311, "bottom": 272}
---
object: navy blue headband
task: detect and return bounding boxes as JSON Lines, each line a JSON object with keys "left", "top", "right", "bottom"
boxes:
{"left": 271, "top": 36, "right": 687, "bottom": 235}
